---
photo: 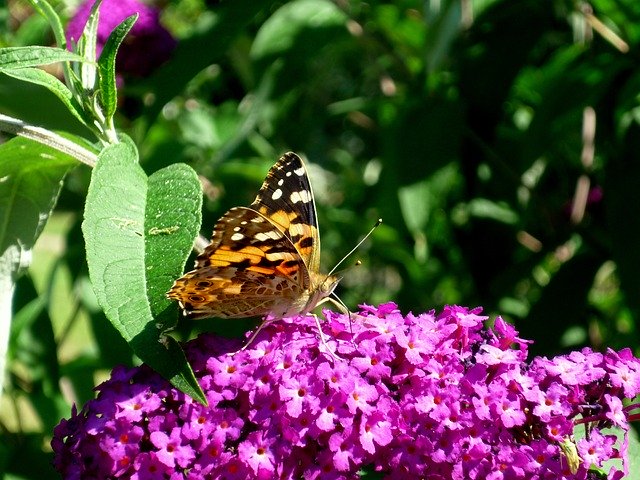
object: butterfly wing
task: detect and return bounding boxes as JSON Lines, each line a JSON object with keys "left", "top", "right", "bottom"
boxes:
{"left": 168, "top": 207, "right": 311, "bottom": 319}
{"left": 251, "top": 152, "right": 321, "bottom": 272}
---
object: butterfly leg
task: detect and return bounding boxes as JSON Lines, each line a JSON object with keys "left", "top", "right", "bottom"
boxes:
{"left": 235, "top": 318, "right": 274, "bottom": 354}
{"left": 318, "top": 295, "right": 357, "bottom": 347}
{"left": 309, "top": 313, "right": 341, "bottom": 361}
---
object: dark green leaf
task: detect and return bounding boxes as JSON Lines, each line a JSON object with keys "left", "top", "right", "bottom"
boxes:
{"left": 10, "top": 274, "right": 64, "bottom": 432}
{"left": 98, "top": 14, "right": 137, "bottom": 120}
{"left": 606, "top": 122, "right": 640, "bottom": 329}
{"left": 2, "top": 433, "right": 59, "bottom": 478}
{"left": 250, "top": 0, "right": 348, "bottom": 61}
{"left": 142, "top": 0, "right": 272, "bottom": 121}
{"left": 82, "top": 141, "right": 205, "bottom": 403}
{"left": 1, "top": 67, "right": 87, "bottom": 126}
{"left": 520, "top": 251, "right": 605, "bottom": 356}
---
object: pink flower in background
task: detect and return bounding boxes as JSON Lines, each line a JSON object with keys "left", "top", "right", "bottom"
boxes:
{"left": 52, "top": 303, "right": 640, "bottom": 479}
{"left": 66, "top": 0, "right": 176, "bottom": 77}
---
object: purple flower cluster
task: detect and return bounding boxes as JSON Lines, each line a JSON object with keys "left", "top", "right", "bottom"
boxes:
{"left": 52, "top": 303, "right": 640, "bottom": 479}
{"left": 66, "top": 0, "right": 176, "bottom": 77}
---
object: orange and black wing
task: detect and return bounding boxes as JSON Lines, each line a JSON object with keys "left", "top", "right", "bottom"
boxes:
{"left": 251, "top": 152, "right": 321, "bottom": 272}
{"left": 167, "top": 207, "right": 309, "bottom": 319}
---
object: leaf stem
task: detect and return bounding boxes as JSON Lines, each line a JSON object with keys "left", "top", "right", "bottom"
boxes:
{"left": 0, "top": 113, "right": 97, "bottom": 167}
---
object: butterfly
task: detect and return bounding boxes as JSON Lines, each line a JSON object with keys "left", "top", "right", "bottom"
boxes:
{"left": 167, "top": 152, "right": 343, "bottom": 354}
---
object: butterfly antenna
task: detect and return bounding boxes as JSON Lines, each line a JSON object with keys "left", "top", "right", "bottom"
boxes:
{"left": 327, "top": 218, "right": 382, "bottom": 277}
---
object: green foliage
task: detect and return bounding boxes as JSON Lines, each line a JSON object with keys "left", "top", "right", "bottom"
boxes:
{"left": 0, "top": 67, "right": 87, "bottom": 126}
{"left": 97, "top": 14, "right": 137, "bottom": 119}
{"left": 2, "top": 0, "right": 640, "bottom": 477}
{"left": 82, "top": 140, "right": 204, "bottom": 403}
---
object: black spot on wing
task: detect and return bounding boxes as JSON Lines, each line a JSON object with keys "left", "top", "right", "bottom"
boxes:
{"left": 298, "top": 237, "right": 314, "bottom": 249}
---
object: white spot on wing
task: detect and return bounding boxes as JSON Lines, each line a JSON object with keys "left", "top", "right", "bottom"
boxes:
{"left": 266, "top": 251, "right": 296, "bottom": 262}
{"left": 289, "top": 223, "right": 307, "bottom": 237}
{"left": 233, "top": 226, "right": 241, "bottom": 232}
{"left": 278, "top": 179, "right": 284, "bottom": 186}
{"left": 231, "top": 233, "right": 244, "bottom": 241}
{"left": 290, "top": 190, "right": 312, "bottom": 204}
{"left": 255, "top": 230, "right": 281, "bottom": 241}
{"left": 272, "top": 189, "right": 283, "bottom": 200}
{"left": 294, "top": 167, "right": 305, "bottom": 176}
{"left": 286, "top": 171, "right": 292, "bottom": 177}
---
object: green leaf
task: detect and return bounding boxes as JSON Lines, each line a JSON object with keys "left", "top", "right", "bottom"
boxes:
{"left": 82, "top": 141, "right": 206, "bottom": 404}
{"left": 98, "top": 14, "right": 137, "bottom": 120}
{"left": 0, "top": 136, "right": 76, "bottom": 396}
{"left": 250, "top": 0, "right": 348, "bottom": 60}
{"left": 142, "top": 0, "right": 272, "bottom": 122}
{"left": 0, "top": 46, "right": 84, "bottom": 69}
{"left": 10, "top": 275, "right": 61, "bottom": 405}
{"left": 520, "top": 251, "right": 605, "bottom": 356}
{"left": 628, "top": 426, "right": 640, "bottom": 480}
{"left": 145, "top": 163, "right": 202, "bottom": 320}
{"left": 26, "top": 0, "right": 67, "bottom": 49}
{"left": 0, "top": 137, "right": 77, "bottom": 281}
{"left": 0, "top": 68, "right": 87, "bottom": 127}
{"left": 399, "top": 181, "right": 432, "bottom": 235}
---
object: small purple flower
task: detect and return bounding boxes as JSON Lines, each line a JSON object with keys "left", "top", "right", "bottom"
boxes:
{"left": 66, "top": 0, "right": 176, "bottom": 77}
{"left": 52, "top": 304, "right": 640, "bottom": 478}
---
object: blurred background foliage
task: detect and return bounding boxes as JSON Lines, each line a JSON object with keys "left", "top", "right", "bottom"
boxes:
{"left": 2, "top": 0, "right": 640, "bottom": 477}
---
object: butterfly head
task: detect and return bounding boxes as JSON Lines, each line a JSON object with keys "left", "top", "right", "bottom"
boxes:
{"left": 306, "top": 271, "right": 341, "bottom": 311}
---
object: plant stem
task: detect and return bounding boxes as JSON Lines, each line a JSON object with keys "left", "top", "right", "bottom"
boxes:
{"left": 0, "top": 113, "right": 97, "bottom": 167}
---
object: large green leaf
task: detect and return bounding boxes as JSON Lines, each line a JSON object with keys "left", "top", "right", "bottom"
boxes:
{"left": 0, "top": 136, "right": 76, "bottom": 396}
{"left": 82, "top": 141, "right": 205, "bottom": 403}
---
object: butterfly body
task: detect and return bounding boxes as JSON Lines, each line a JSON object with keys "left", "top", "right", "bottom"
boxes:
{"left": 168, "top": 153, "right": 340, "bottom": 322}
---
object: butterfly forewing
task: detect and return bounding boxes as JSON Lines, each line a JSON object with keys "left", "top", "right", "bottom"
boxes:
{"left": 251, "top": 152, "right": 321, "bottom": 272}
{"left": 193, "top": 207, "right": 307, "bottom": 285}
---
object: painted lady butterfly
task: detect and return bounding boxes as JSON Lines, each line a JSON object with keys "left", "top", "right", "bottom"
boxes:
{"left": 167, "top": 152, "right": 344, "bottom": 352}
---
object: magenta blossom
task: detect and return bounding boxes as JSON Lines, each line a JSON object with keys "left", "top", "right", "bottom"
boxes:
{"left": 52, "top": 304, "right": 640, "bottom": 479}
{"left": 66, "top": 0, "right": 176, "bottom": 77}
